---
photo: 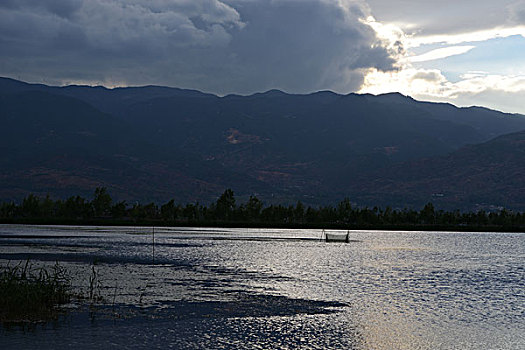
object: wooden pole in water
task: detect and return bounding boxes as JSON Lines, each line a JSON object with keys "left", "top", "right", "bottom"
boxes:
{"left": 152, "top": 226, "right": 155, "bottom": 264}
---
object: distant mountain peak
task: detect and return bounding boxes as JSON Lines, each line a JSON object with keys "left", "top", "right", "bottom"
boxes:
{"left": 370, "top": 92, "right": 414, "bottom": 103}
{"left": 310, "top": 90, "right": 338, "bottom": 97}
{"left": 255, "top": 89, "right": 288, "bottom": 97}
{"left": 378, "top": 91, "right": 408, "bottom": 98}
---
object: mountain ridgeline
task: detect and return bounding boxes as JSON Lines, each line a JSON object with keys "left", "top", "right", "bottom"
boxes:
{"left": 1, "top": 77, "right": 524, "bottom": 210}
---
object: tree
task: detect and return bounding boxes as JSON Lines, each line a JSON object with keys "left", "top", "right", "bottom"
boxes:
{"left": 245, "top": 195, "right": 263, "bottom": 221}
{"left": 215, "top": 189, "right": 236, "bottom": 220}
{"left": 305, "top": 206, "right": 318, "bottom": 223}
{"left": 21, "top": 194, "right": 40, "bottom": 217}
{"left": 142, "top": 202, "right": 158, "bottom": 219}
{"left": 183, "top": 203, "right": 198, "bottom": 221}
{"left": 161, "top": 199, "right": 179, "bottom": 221}
{"left": 111, "top": 201, "right": 127, "bottom": 219}
{"left": 92, "top": 187, "right": 112, "bottom": 217}
{"left": 60, "top": 195, "right": 92, "bottom": 218}
{"left": 0, "top": 202, "right": 16, "bottom": 219}
{"left": 40, "top": 194, "right": 55, "bottom": 218}
{"left": 337, "top": 198, "right": 353, "bottom": 223}
{"left": 294, "top": 201, "right": 305, "bottom": 223}
{"left": 420, "top": 203, "right": 435, "bottom": 224}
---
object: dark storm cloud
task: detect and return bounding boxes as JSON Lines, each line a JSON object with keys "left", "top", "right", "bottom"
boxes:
{"left": 508, "top": 2, "right": 525, "bottom": 24}
{"left": 0, "top": 0, "right": 83, "bottom": 18}
{"left": 223, "top": 0, "right": 396, "bottom": 93}
{"left": 0, "top": 0, "right": 397, "bottom": 93}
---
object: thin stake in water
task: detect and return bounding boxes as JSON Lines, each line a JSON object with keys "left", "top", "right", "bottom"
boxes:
{"left": 152, "top": 226, "right": 155, "bottom": 264}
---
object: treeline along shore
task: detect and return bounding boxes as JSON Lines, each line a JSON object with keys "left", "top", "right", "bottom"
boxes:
{"left": 1, "top": 188, "right": 524, "bottom": 232}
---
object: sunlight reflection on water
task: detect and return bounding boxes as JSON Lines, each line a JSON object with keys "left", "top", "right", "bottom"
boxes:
{"left": 1, "top": 225, "right": 524, "bottom": 349}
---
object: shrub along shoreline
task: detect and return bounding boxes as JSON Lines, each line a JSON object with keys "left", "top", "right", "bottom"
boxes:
{"left": 0, "top": 261, "right": 72, "bottom": 324}
{"left": 0, "top": 261, "right": 104, "bottom": 326}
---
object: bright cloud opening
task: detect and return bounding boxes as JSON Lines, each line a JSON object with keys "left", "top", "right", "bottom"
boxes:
{"left": 360, "top": 13, "right": 525, "bottom": 114}
{"left": 407, "top": 26, "right": 525, "bottom": 47}
{"left": 407, "top": 46, "right": 476, "bottom": 63}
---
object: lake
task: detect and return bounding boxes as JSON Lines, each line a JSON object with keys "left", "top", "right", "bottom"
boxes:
{"left": 1, "top": 225, "right": 524, "bottom": 349}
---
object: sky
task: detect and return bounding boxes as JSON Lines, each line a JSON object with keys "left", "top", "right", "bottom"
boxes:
{"left": 1, "top": 0, "right": 524, "bottom": 114}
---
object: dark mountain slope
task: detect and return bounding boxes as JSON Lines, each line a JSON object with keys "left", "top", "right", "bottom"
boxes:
{"left": 1, "top": 91, "right": 145, "bottom": 160}
{"left": 117, "top": 90, "right": 517, "bottom": 203}
{"left": 363, "top": 92, "right": 525, "bottom": 138}
{"left": 3, "top": 77, "right": 524, "bottom": 151}
{"left": 0, "top": 77, "right": 214, "bottom": 117}
{"left": 1, "top": 77, "right": 525, "bottom": 209}
{"left": 0, "top": 91, "right": 265, "bottom": 202}
{"left": 350, "top": 131, "right": 525, "bottom": 210}
{"left": 122, "top": 91, "right": 483, "bottom": 168}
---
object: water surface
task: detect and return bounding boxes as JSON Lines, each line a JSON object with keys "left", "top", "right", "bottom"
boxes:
{"left": 1, "top": 225, "right": 524, "bottom": 349}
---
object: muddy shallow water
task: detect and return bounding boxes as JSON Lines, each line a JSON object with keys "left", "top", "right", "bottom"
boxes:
{"left": 1, "top": 225, "right": 524, "bottom": 349}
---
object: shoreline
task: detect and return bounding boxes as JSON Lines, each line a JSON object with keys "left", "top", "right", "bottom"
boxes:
{"left": 1, "top": 219, "right": 523, "bottom": 233}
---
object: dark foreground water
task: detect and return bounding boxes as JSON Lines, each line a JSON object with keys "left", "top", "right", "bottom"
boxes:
{"left": 1, "top": 225, "right": 524, "bottom": 349}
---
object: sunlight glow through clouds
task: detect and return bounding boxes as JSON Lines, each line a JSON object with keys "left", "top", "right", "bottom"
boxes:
{"left": 407, "top": 46, "right": 476, "bottom": 63}
{"left": 360, "top": 68, "right": 525, "bottom": 113}
{"left": 406, "top": 26, "right": 525, "bottom": 47}
{"left": 360, "top": 15, "right": 525, "bottom": 114}
{"left": 362, "top": 69, "right": 525, "bottom": 96}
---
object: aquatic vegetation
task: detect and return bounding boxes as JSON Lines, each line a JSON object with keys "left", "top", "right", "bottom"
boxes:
{"left": 87, "top": 264, "right": 103, "bottom": 303}
{"left": 0, "top": 260, "right": 72, "bottom": 323}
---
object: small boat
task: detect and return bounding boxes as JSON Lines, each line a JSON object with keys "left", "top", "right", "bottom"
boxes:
{"left": 323, "top": 230, "right": 350, "bottom": 243}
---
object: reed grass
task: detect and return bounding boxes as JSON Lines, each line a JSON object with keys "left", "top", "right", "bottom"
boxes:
{"left": 0, "top": 260, "right": 72, "bottom": 323}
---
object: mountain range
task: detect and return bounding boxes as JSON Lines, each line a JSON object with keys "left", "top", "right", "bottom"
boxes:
{"left": 1, "top": 77, "right": 524, "bottom": 210}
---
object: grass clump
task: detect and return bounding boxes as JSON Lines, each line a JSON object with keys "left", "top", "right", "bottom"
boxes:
{"left": 0, "top": 260, "right": 72, "bottom": 324}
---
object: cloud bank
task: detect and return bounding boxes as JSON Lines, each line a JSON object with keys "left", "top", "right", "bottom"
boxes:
{"left": 2, "top": 0, "right": 525, "bottom": 114}
{"left": 358, "top": 1, "right": 525, "bottom": 115}
{"left": 0, "top": 0, "right": 397, "bottom": 94}
{"left": 366, "top": 0, "right": 524, "bottom": 36}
